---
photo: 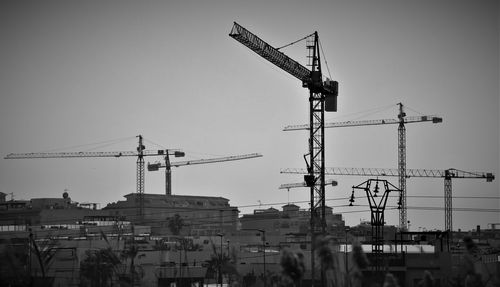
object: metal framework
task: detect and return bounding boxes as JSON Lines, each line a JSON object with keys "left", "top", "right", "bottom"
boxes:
{"left": 230, "top": 22, "right": 338, "bottom": 286}
{"left": 283, "top": 115, "right": 442, "bottom": 131}
{"left": 281, "top": 167, "right": 494, "bottom": 232}
{"left": 6, "top": 136, "right": 262, "bottom": 219}
{"left": 444, "top": 171, "right": 453, "bottom": 232}
{"left": 351, "top": 179, "right": 401, "bottom": 270}
{"left": 136, "top": 135, "right": 146, "bottom": 217}
{"left": 5, "top": 135, "right": 180, "bottom": 220}
{"left": 397, "top": 103, "right": 407, "bottom": 230}
{"left": 279, "top": 179, "right": 337, "bottom": 190}
{"left": 284, "top": 103, "right": 443, "bottom": 231}
{"left": 147, "top": 153, "right": 262, "bottom": 195}
{"left": 229, "top": 22, "right": 311, "bottom": 82}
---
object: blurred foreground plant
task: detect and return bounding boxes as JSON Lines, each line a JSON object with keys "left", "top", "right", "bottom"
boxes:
{"left": 279, "top": 248, "right": 305, "bottom": 287}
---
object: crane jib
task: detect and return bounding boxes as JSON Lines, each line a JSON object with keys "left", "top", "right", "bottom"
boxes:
{"left": 229, "top": 22, "right": 311, "bottom": 83}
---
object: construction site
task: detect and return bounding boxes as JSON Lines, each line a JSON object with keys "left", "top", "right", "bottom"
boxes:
{"left": 0, "top": 1, "right": 499, "bottom": 287}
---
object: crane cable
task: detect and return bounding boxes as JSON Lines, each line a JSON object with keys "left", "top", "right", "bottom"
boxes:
{"left": 38, "top": 136, "right": 136, "bottom": 153}
{"left": 318, "top": 38, "right": 333, "bottom": 81}
{"left": 276, "top": 32, "right": 315, "bottom": 51}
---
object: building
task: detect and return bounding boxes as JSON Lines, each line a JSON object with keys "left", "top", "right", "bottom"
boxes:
{"left": 103, "top": 193, "right": 239, "bottom": 236}
{"left": 0, "top": 192, "right": 108, "bottom": 228}
{"left": 239, "top": 204, "right": 345, "bottom": 237}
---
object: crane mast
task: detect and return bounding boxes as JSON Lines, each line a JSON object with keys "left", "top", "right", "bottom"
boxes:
{"left": 397, "top": 103, "right": 407, "bottom": 230}
{"left": 230, "top": 22, "right": 338, "bottom": 286}
{"left": 136, "top": 135, "right": 146, "bottom": 218}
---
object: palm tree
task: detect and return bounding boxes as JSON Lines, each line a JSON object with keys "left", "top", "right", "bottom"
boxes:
{"left": 349, "top": 239, "right": 369, "bottom": 287}
{"left": 119, "top": 242, "right": 139, "bottom": 285}
{"left": 279, "top": 248, "right": 305, "bottom": 287}
{"left": 168, "top": 214, "right": 184, "bottom": 235}
{"left": 382, "top": 273, "right": 400, "bottom": 287}
{"left": 29, "top": 231, "right": 59, "bottom": 286}
{"left": 80, "top": 247, "right": 121, "bottom": 287}
{"left": 205, "top": 241, "right": 238, "bottom": 285}
{"left": 316, "top": 236, "right": 339, "bottom": 287}
{"left": 418, "top": 271, "right": 436, "bottom": 287}
{"left": 0, "top": 239, "right": 31, "bottom": 286}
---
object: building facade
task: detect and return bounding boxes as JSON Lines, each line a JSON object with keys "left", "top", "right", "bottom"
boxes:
{"left": 104, "top": 193, "right": 239, "bottom": 236}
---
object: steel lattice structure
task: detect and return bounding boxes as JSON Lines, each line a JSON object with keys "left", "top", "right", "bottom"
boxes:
{"left": 6, "top": 136, "right": 262, "bottom": 220}
{"left": 350, "top": 178, "right": 401, "bottom": 270}
{"left": 281, "top": 167, "right": 494, "bottom": 232}
{"left": 284, "top": 103, "right": 443, "bottom": 231}
{"left": 397, "top": 103, "right": 408, "bottom": 230}
{"left": 230, "top": 22, "right": 338, "bottom": 286}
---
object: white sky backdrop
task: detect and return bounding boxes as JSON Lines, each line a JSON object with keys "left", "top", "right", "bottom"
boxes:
{"left": 0, "top": 0, "right": 498, "bottom": 231}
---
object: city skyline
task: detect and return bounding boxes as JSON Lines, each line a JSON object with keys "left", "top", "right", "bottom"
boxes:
{"left": 0, "top": 0, "right": 498, "bottom": 231}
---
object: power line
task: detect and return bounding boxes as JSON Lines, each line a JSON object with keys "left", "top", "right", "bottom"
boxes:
{"left": 6, "top": 193, "right": 497, "bottom": 227}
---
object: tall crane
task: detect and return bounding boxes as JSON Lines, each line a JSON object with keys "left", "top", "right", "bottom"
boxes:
{"left": 281, "top": 167, "right": 494, "bottom": 232}
{"left": 4, "top": 135, "right": 179, "bottom": 219}
{"left": 147, "top": 153, "right": 263, "bottom": 195}
{"left": 230, "top": 22, "right": 338, "bottom": 283}
{"left": 284, "top": 103, "right": 443, "bottom": 230}
{"left": 5, "top": 135, "right": 263, "bottom": 220}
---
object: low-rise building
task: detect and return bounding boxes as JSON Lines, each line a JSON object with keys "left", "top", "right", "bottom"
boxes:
{"left": 239, "top": 204, "right": 345, "bottom": 237}
{"left": 104, "top": 193, "right": 239, "bottom": 236}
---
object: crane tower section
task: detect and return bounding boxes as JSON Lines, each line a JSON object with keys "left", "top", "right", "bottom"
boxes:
{"left": 230, "top": 22, "right": 339, "bottom": 285}
{"left": 230, "top": 23, "right": 339, "bottom": 233}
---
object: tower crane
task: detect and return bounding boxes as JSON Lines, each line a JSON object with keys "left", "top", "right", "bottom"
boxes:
{"left": 281, "top": 167, "right": 494, "bottom": 233}
{"left": 284, "top": 103, "right": 443, "bottom": 230}
{"left": 147, "top": 153, "right": 263, "bottom": 195}
{"left": 4, "top": 135, "right": 179, "bottom": 219}
{"left": 230, "top": 22, "right": 339, "bottom": 283}
{"left": 5, "top": 135, "right": 263, "bottom": 220}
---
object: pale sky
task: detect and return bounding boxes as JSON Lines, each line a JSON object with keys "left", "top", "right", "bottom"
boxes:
{"left": 0, "top": 0, "right": 498, "bottom": 232}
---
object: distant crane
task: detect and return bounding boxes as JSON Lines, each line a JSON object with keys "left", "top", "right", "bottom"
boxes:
{"left": 147, "top": 153, "right": 263, "bottom": 195}
{"left": 281, "top": 167, "right": 494, "bottom": 232}
{"left": 230, "top": 22, "right": 339, "bottom": 284}
{"left": 4, "top": 135, "right": 176, "bottom": 219}
{"left": 5, "top": 136, "right": 262, "bottom": 220}
{"left": 284, "top": 103, "right": 443, "bottom": 230}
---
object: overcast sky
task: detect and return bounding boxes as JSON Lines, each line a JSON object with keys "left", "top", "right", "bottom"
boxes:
{"left": 1, "top": 0, "right": 498, "bottom": 231}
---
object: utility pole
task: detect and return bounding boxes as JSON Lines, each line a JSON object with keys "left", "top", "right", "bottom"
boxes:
{"left": 350, "top": 178, "right": 402, "bottom": 271}
{"left": 217, "top": 233, "right": 224, "bottom": 287}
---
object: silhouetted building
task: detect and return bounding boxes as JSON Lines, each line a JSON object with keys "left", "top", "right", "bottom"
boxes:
{"left": 0, "top": 192, "right": 106, "bottom": 227}
{"left": 239, "top": 204, "right": 345, "bottom": 236}
{"left": 103, "top": 193, "right": 239, "bottom": 236}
